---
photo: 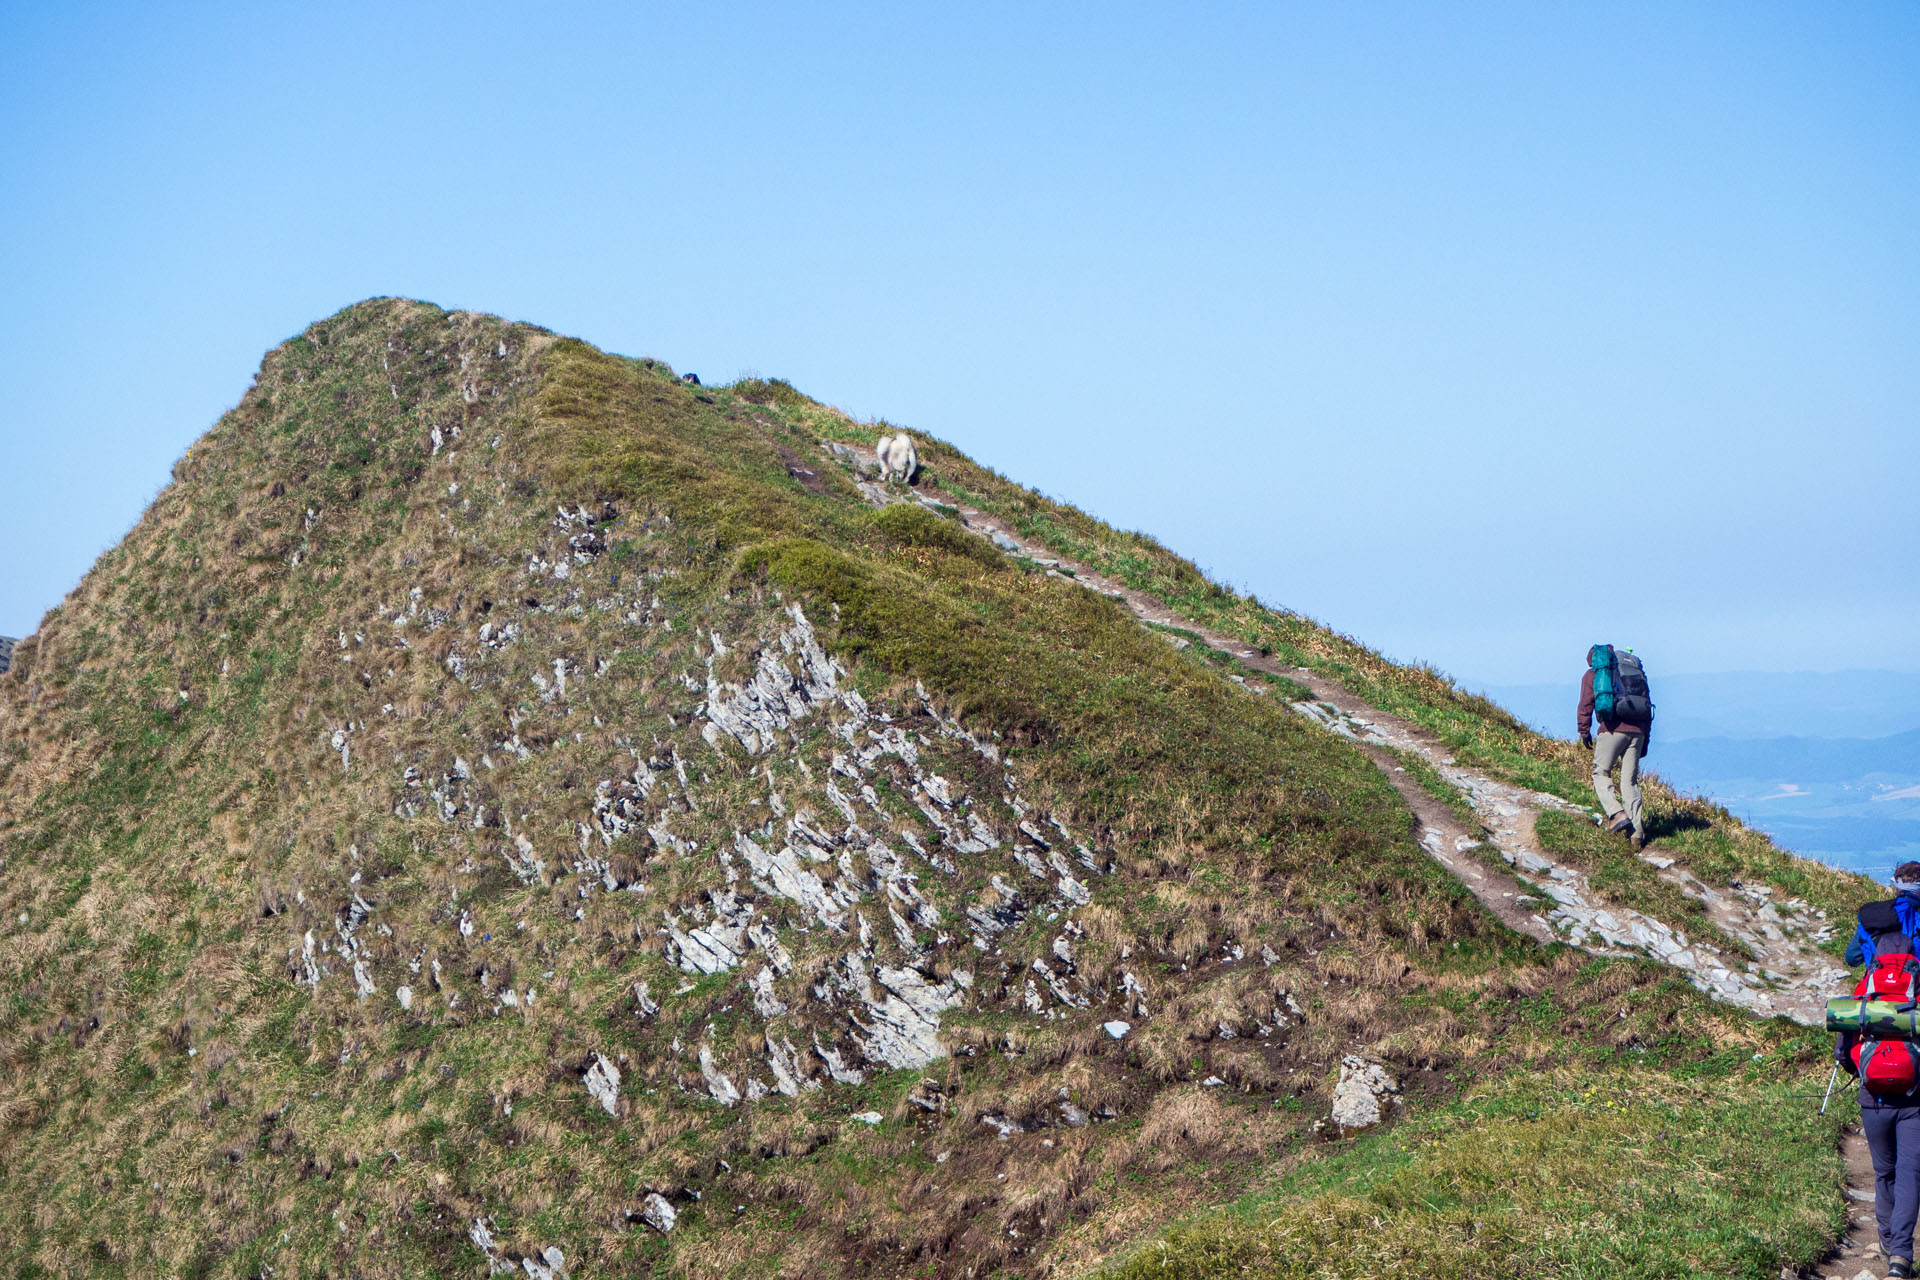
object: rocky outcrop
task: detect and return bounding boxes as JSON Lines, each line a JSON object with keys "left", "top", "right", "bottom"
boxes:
{"left": 701, "top": 605, "right": 842, "bottom": 755}
{"left": 277, "top": 588, "right": 1128, "bottom": 1109}
{"left": 849, "top": 963, "right": 965, "bottom": 1070}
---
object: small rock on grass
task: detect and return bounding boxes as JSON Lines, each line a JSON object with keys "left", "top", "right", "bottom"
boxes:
{"left": 854, "top": 1111, "right": 883, "bottom": 1125}
{"left": 1330, "top": 1056, "right": 1400, "bottom": 1129}
{"left": 1103, "top": 1021, "right": 1131, "bottom": 1039}
{"left": 583, "top": 1053, "right": 620, "bottom": 1116}
{"left": 639, "top": 1192, "right": 676, "bottom": 1234}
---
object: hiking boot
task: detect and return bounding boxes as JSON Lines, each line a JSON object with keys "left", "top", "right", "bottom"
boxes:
{"left": 1632, "top": 830, "right": 1650, "bottom": 850}
{"left": 1606, "top": 813, "right": 1632, "bottom": 833}
{"left": 1890, "top": 1256, "right": 1912, "bottom": 1278}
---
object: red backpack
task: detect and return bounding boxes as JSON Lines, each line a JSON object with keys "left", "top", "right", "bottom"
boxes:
{"left": 1861, "top": 951, "right": 1920, "bottom": 1004}
{"left": 1852, "top": 931, "right": 1920, "bottom": 1098}
{"left": 1858, "top": 1040, "right": 1920, "bottom": 1097}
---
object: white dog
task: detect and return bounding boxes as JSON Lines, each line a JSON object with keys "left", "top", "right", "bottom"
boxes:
{"left": 876, "top": 431, "right": 918, "bottom": 484}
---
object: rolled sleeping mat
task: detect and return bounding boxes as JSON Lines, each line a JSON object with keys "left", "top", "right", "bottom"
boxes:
{"left": 1826, "top": 998, "right": 1920, "bottom": 1039}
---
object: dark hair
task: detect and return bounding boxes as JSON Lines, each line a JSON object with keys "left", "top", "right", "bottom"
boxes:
{"left": 1897, "top": 861, "right": 1920, "bottom": 883}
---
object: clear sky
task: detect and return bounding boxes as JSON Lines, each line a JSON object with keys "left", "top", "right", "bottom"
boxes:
{"left": 2, "top": 2, "right": 1914, "bottom": 686}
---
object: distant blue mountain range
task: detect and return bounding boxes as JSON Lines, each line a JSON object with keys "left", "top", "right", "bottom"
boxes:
{"left": 1655, "top": 730, "right": 1920, "bottom": 785}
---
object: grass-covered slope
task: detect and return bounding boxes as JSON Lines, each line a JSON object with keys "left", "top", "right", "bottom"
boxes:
{"left": 1107, "top": 1069, "right": 1837, "bottom": 1280}
{"left": 0, "top": 300, "right": 1857, "bottom": 1278}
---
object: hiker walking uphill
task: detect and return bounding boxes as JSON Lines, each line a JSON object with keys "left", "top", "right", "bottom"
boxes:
{"left": 1578, "top": 645, "right": 1655, "bottom": 847}
{"left": 1834, "top": 866, "right": 1920, "bottom": 1279}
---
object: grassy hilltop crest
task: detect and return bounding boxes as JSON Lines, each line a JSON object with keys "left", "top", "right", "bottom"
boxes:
{"left": 0, "top": 300, "right": 1864, "bottom": 1277}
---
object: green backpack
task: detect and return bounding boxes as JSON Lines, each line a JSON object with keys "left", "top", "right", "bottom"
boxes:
{"left": 1590, "top": 645, "right": 1652, "bottom": 721}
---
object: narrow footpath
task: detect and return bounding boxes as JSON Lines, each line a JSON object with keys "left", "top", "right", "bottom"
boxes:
{"left": 1820, "top": 1126, "right": 1882, "bottom": 1279}
{"left": 819, "top": 440, "right": 1851, "bottom": 1028}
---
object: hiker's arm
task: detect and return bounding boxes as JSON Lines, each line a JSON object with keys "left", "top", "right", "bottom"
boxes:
{"left": 1847, "top": 927, "right": 1868, "bottom": 968}
{"left": 1576, "top": 671, "right": 1594, "bottom": 746}
{"left": 1838, "top": 1033, "right": 1860, "bottom": 1075}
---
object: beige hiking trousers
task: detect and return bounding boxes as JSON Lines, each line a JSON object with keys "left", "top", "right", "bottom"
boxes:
{"left": 1592, "top": 731, "right": 1644, "bottom": 837}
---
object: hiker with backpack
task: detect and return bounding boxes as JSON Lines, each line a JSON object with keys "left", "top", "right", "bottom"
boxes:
{"left": 1835, "top": 865, "right": 1920, "bottom": 1279}
{"left": 1577, "top": 644, "right": 1655, "bottom": 848}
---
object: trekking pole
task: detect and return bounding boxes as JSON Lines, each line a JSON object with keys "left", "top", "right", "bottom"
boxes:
{"left": 1820, "top": 1063, "right": 1840, "bottom": 1115}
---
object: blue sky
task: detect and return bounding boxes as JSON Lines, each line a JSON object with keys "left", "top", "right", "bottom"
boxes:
{"left": 2, "top": 1, "right": 1915, "bottom": 686}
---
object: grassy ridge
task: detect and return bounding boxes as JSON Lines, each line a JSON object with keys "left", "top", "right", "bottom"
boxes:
{"left": 0, "top": 303, "right": 1861, "bottom": 1278}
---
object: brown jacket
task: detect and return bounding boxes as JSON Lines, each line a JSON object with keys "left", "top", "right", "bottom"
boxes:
{"left": 1578, "top": 668, "right": 1652, "bottom": 745}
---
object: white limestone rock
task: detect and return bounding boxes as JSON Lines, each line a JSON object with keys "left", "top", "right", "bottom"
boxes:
{"left": 747, "top": 918, "right": 794, "bottom": 973}
{"left": 813, "top": 1034, "right": 866, "bottom": 1084}
{"left": 701, "top": 605, "right": 841, "bottom": 754}
{"left": 583, "top": 1053, "right": 621, "bottom": 1116}
{"left": 699, "top": 1043, "right": 741, "bottom": 1106}
{"left": 298, "top": 930, "right": 321, "bottom": 987}
{"left": 949, "top": 812, "right": 1000, "bottom": 854}
{"left": 738, "top": 832, "right": 854, "bottom": 932}
{"left": 766, "top": 1034, "right": 816, "bottom": 1096}
{"left": 470, "top": 1217, "right": 512, "bottom": 1275}
{"left": 1330, "top": 1055, "right": 1400, "bottom": 1129}
{"left": 849, "top": 963, "right": 963, "bottom": 1070}
{"left": 638, "top": 1192, "right": 677, "bottom": 1234}
{"left": 749, "top": 966, "right": 788, "bottom": 1017}
{"left": 671, "top": 922, "right": 745, "bottom": 974}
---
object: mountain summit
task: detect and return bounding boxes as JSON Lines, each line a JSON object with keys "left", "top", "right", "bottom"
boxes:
{"left": 0, "top": 300, "right": 1873, "bottom": 1277}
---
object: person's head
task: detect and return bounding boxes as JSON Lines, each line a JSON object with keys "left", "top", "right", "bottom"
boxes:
{"left": 1895, "top": 861, "right": 1920, "bottom": 893}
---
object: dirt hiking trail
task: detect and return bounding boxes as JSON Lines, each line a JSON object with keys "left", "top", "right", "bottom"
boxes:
{"left": 1815, "top": 1125, "right": 1886, "bottom": 1279}
{"left": 814, "top": 439, "right": 1852, "bottom": 1031}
